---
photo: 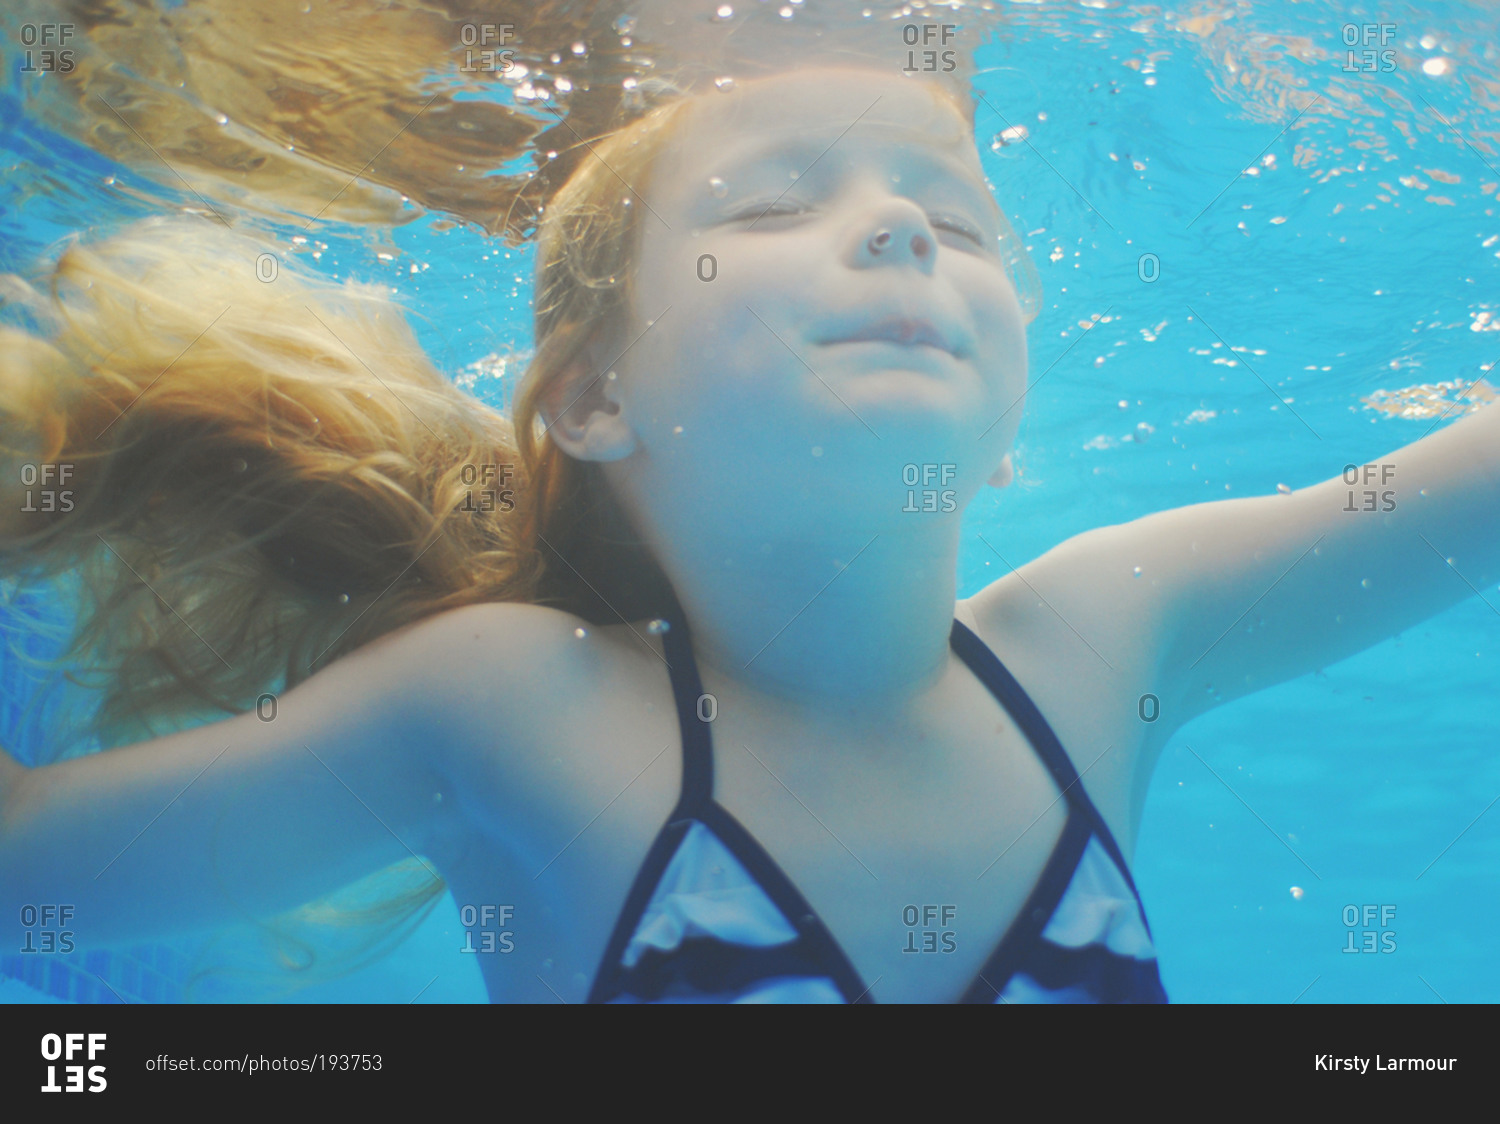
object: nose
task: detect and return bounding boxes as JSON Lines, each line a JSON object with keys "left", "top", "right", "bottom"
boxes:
{"left": 848, "top": 196, "right": 937, "bottom": 275}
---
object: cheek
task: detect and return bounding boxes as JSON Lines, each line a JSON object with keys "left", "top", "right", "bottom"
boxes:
{"left": 620, "top": 248, "right": 807, "bottom": 440}
{"left": 969, "top": 270, "right": 1029, "bottom": 393}
{"left": 634, "top": 233, "right": 806, "bottom": 377}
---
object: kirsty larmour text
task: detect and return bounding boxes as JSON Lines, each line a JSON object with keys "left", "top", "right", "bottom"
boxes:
{"left": 1314, "top": 1056, "right": 1457, "bottom": 1073}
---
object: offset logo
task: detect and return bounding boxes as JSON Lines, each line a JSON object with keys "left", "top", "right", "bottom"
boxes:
{"left": 40, "top": 1033, "right": 107, "bottom": 1093}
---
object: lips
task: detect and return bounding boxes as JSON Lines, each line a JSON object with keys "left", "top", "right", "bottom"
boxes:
{"left": 817, "top": 314, "right": 966, "bottom": 358}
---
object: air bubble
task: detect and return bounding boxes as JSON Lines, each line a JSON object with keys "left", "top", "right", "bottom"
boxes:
{"left": 1133, "top": 566, "right": 1142, "bottom": 577}
{"left": 574, "top": 627, "right": 589, "bottom": 639}
{"left": 1276, "top": 483, "right": 1292, "bottom": 495}
{"left": 708, "top": 176, "right": 728, "bottom": 197}
{"left": 613, "top": 14, "right": 637, "bottom": 34}
{"left": 215, "top": 113, "right": 229, "bottom": 126}
{"left": 673, "top": 425, "right": 684, "bottom": 435}
{"left": 714, "top": 76, "right": 736, "bottom": 92}
{"left": 713, "top": 4, "right": 734, "bottom": 19}
{"left": 647, "top": 618, "right": 671, "bottom": 635}
{"left": 571, "top": 41, "right": 587, "bottom": 55}
{"left": 990, "top": 125, "right": 1029, "bottom": 151}
{"left": 338, "top": 593, "right": 350, "bottom": 604}
{"left": 230, "top": 457, "right": 248, "bottom": 473}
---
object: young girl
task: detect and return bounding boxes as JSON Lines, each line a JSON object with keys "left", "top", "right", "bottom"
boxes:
{"left": 2, "top": 61, "right": 1497, "bottom": 1004}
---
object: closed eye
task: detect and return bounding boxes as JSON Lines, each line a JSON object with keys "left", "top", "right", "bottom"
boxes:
{"left": 732, "top": 199, "right": 807, "bottom": 224}
{"left": 729, "top": 203, "right": 988, "bottom": 247}
{"left": 930, "top": 215, "right": 987, "bottom": 246}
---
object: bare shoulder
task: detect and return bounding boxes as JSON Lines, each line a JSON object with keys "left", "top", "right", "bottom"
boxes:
{"left": 965, "top": 520, "right": 1175, "bottom": 671}
{"left": 324, "top": 601, "right": 594, "bottom": 780}
{"left": 961, "top": 521, "right": 1182, "bottom": 855}
{"left": 384, "top": 599, "right": 607, "bottom": 718}
{"left": 384, "top": 599, "right": 671, "bottom": 775}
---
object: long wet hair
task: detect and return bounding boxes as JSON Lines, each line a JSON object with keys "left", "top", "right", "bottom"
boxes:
{"left": 0, "top": 90, "right": 698, "bottom": 992}
{"left": 0, "top": 92, "right": 697, "bottom": 752}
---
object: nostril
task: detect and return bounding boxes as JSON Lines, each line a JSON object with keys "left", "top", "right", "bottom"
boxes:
{"left": 911, "top": 233, "right": 931, "bottom": 257}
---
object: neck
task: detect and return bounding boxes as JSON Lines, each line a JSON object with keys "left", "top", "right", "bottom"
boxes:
{"left": 651, "top": 515, "right": 963, "bottom": 710}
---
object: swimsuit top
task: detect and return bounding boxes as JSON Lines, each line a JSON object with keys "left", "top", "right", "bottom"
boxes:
{"left": 587, "top": 611, "right": 1168, "bottom": 1003}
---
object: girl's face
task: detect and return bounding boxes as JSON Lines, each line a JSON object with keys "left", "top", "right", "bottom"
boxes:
{"left": 592, "top": 66, "right": 1029, "bottom": 535}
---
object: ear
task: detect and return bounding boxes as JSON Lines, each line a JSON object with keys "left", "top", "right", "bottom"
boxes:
{"left": 539, "top": 348, "right": 638, "bottom": 463}
{"left": 987, "top": 453, "right": 1013, "bottom": 489}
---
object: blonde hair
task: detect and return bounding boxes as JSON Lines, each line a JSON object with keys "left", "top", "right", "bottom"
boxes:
{"left": 0, "top": 94, "right": 697, "bottom": 748}
{"left": 0, "top": 92, "right": 697, "bottom": 993}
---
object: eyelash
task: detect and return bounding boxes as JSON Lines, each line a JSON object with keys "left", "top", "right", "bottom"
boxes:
{"left": 931, "top": 216, "right": 986, "bottom": 246}
{"left": 733, "top": 202, "right": 987, "bottom": 247}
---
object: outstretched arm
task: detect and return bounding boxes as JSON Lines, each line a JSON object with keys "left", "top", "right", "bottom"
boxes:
{"left": 1115, "top": 397, "right": 1499, "bottom": 732}
{"left": 0, "top": 604, "right": 516, "bottom": 952}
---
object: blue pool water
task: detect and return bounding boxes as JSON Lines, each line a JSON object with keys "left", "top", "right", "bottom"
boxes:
{"left": 2, "top": 0, "right": 1498, "bottom": 1002}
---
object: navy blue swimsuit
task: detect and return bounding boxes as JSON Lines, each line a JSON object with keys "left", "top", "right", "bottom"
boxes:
{"left": 587, "top": 612, "right": 1168, "bottom": 1003}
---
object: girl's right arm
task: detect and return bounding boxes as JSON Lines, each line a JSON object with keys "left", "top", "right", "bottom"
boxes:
{"left": 0, "top": 602, "right": 534, "bottom": 953}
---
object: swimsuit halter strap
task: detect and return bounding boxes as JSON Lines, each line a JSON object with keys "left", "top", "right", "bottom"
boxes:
{"left": 659, "top": 609, "right": 1141, "bottom": 901}
{"left": 658, "top": 608, "right": 715, "bottom": 814}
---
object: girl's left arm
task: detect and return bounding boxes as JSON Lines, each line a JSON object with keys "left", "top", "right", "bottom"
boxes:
{"left": 1113, "top": 397, "right": 1500, "bottom": 730}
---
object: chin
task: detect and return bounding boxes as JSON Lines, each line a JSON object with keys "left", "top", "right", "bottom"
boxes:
{"left": 835, "top": 366, "right": 975, "bottom": 415}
